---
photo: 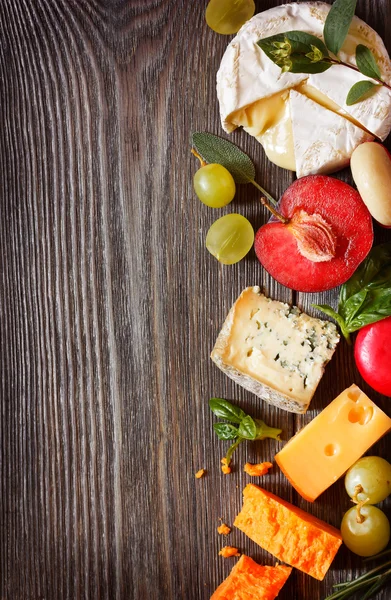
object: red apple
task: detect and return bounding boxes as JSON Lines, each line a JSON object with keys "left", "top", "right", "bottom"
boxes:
{"left": 355, "top": 317, "right": 391, "bottom": 397}
{"left": 254, "top": 175, "right": 374, "bottom": 293}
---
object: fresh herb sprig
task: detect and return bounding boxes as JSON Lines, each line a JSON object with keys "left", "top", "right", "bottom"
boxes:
{"left": 257, "top": 0, "right": 391, "bottom": 105}
{"left": 192, "top": 132, "right": 277, "bottom": 205}
{"left": 324, "top": 550, "right": 391, "bottom": 599}
{"left": 314, "top": 243, "right": 391, "bottom": 343}
{"left": 209, "top": 398, "right": 282, "bottom": 469}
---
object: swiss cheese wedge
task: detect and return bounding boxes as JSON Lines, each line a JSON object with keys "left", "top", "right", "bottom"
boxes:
{"left": 275, "top": 384, "right": 391, "bottom": 502}
{"left": 234, "top": 484, "right": 342, "bottom": 581}
{"left": 217, "top": 2, "right": 391, "bottom": 175}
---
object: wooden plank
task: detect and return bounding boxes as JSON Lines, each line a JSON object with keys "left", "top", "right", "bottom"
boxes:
{"left": 0, "top": 1, "right": 390, "bottom": 599}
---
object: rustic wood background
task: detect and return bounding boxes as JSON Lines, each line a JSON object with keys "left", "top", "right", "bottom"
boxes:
{"left": 1, "top": 0, "right": 391, "bottom": 598}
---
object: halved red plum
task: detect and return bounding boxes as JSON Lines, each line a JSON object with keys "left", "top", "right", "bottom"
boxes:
{"left": 254, "top": 175, "right": 374, "bottom": 293}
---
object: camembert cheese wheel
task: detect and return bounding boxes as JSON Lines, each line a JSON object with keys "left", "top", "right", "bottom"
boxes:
{"left": 217, "top": 2, "right": 391, "bottom": 176}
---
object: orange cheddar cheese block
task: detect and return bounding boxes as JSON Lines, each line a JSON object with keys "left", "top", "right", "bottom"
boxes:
{"left": 234, "top": 484, "right": 342, "bottom": 581}
{"left": 275, "top": 384, "right": 391, "bottom": 502}
{"left": 210, "top": 555, "right": 291, "bottom": 600}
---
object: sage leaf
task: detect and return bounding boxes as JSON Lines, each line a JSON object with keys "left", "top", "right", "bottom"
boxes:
{"left": 324, "top": 0, "right": 357, "bottom": 56}
{"left": 213, "top": 422, "right": 239, "bottom": 441}
{"left": 356, "top": 44, "right": 382, "bottom": 80}
{"left": 192, "top": 132, "right": 277, "bottom": 204}
{"left": 209, "top": 398, "right": 246, "bottom": 424}
{"left": 346, "top": 80, "right": 377, "bottom": 106}
{"left": 238, "top": 415, "right": 257, "bottom": 440}
{"left": 192, "top": 132, "right": 255, "bottom": 184}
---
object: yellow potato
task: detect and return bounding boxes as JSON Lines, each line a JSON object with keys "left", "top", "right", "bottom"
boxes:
{"left": 351, "top": 142, "right": 391, "bottom": 227}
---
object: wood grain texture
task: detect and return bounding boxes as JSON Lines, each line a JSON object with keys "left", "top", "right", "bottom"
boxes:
{"left": 0, "top": 1, "right": 390, "bottom": 599}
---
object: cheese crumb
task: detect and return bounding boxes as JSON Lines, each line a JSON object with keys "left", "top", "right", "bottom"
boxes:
{"left": 195, "top": 469, "right": 206, "bottom": 479}
{"left": 244, "top": 462, "right": 273, "bottom": 476}
{"left": 217, "top": 523, "right": 231, "bottom": 535}
{"left": 221, "top": 458, "right": 232, "bottom": 475}
{"left": 219, "top": 546, "right": 240, "bottom": 558}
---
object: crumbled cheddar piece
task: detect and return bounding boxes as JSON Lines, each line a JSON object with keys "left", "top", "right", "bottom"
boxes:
{"left": 219, "top": 546, "right": 240, "bottom": 558}
{"left": 217, "top": 523, "right": 231, "bottom": 536}
{"left": 195, "top": 468, "right": 206, "bottom": 479}
{"left": 244, "top": 462, "right": 273, "bottom": 476}
{"left": 275, "top": 384, "right": 391, "bottom": 502}
{"left": 234, "top": 484, "right": 342, "bottom": 580}
{"left": 211, "top": 555, "right": 292, "bottom": 599}
{"left": 221, "top": 458, "right": 231, "bottom": 475}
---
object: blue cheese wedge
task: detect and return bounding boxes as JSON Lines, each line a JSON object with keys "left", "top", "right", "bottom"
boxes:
{"left": 211, "top": 287, "right": 339, "bottom": 414}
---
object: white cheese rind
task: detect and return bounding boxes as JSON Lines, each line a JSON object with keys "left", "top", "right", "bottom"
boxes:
{"left": 290, "top": 90, "right": 373, "bottom": 178}
{"left": 217, "top": 1, "right": 391, "bottom": 174}
{"left": 308, "top": 66, "right": 391, "bottom": 141}
{"left": 217, "top": 2, "right": 391, "bottom": 132}
{"left": 211, "top": 287, "right": 339, "bottom": 414}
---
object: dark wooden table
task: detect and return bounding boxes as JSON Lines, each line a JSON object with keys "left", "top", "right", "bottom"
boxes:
{"left": 1, "top": 1, "right": 391, "bottom": 598}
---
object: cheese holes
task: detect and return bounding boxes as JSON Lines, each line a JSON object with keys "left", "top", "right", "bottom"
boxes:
{"left": 348, "top": 388, "right": 362, "bottom": 402}
{"left": 324, "top": 443, "right": 339, "bottom": 457}
{"left": 348, "top": 405, "right": 374, "bottom": 425}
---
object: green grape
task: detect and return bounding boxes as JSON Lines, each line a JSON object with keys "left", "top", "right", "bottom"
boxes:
{"left": 341, "top": 505, "right": 390, "bottom": 557}
{"left": 205, "top": 0, "right": 255, "bottom": 35}
{"left": 194, "top": 164, "right": 236, "bottom": 208}
{"left": 206, "top": 214, "right": 254, "bottom": 264}
{"left": 345, "top": 456, "right": 391, "bottom": 504}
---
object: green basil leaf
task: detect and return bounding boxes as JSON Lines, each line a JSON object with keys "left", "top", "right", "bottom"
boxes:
{"left": 348, "top": 288, "right": 391, "bottom": 331}
{"left": 341, "top": 243, "right": 391, "bottom": 303}
{"left": 285, "top": 31, "right": 329, "bottom": 57}
{"left": 312, "top": 304, "right": 351, "bottom": 342}
{"left": 225, "top": 438, "right": 243, "bottom": 466}
{"left": 254, "top": 418, "right": 282, "bottom": 441}
{"left": 192, "top": 132, "right": 255, "bottom": 184}
{"left": 356, "top": 44, "right": 382, "bottom": 80}
{"left": 330, "top": 243, "right": 391, "bottom": 338}
{"left": 346, "top": 80, "right": 378, "bottom": 106}
{"left": 289, "top": 56, "right": 332, "bottom": 74}
{"left": 366, "top": 264, "right": 391, "bottom": 290}
{"left": 238, "top": 415, "right": 257, "bottom": 440}
{"left": 340, "top": 289, "right": 367, "bottom": 325}
{"left": 209, "top": 398, "right": 246, "bottom": 424}
{"left": 213, "top": 422, "right": 239, "bottom": 441}
{"left": 324, "top": 0, "right": 357, "bottom": 56}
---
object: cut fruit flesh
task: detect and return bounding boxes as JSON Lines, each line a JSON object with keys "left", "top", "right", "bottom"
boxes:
{"left": 254, "top": 175, "right": 374, "bottom": 292}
